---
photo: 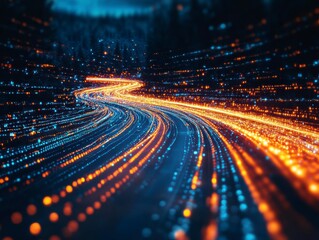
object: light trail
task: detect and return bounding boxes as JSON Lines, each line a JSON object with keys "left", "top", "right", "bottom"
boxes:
{"left": 0, "top": 77, "right": 318, "bottom": 240}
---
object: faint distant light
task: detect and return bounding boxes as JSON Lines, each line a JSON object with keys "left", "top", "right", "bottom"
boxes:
{"left": 263, "top": 0, "right": 272, "bottom": 5}
{"left": 142, "top": 228, "right": 152, "bottom": 238}
{"left": 11, "top": 212, "right": 23, "bottom": 224}
{"left": 177, "top": 4, "right": 183, "bottom": 11}
{"left": 174, "top": 229, "right": 188, "bottom": 240}
{"left": 53, "top": 1, "right": 152, "bottom": 17}
{"left": 78, "top": 213, "right": 86, "bottom": 222}
{"left": 219, "top": 23, "right": 226, "bottom": 30}
{"left": 66, "top": 220, "right": 79, "bottom": 234}
{"left": 27, "top": 204, "right": 37, "bottom": 216}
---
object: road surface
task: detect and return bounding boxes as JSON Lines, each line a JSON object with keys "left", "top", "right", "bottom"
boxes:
{"left": 1, "top": 77, "right": 319, "bottom": 240}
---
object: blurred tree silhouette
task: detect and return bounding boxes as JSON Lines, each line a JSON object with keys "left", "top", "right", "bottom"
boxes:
{"left": 114, "top": 42, "right": 123, "bottom": 75}
{"left": 25, "top": 0, "right": 53, "bottom": 20}
{"left": 1, "top": 0, "right": 56, "bottom": 86}
{"left": 168, "top": 0, "right": 181, "bottom": 50}
{"left": 269, "top": 0, "right": 317, "bottom": 27}
{"left": 147, "top": 0, "right": 317, "bottom": 55}
{"left": 188, "top": 0, "right": 210, "bottom": 49}
{"left": 212, "top": 0, "right": 265, "bottom": 26}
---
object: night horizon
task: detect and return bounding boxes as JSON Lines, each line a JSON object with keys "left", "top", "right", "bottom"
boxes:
{"left": 1, "top": 0, "right": 319, "bottom": 239}
{"left": 53, "top": 0, "right": 157, "bottom": 17}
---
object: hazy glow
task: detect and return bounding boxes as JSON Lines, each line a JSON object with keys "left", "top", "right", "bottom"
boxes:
{"left": 53, "top": 0, "right": 155, "bottom": 16}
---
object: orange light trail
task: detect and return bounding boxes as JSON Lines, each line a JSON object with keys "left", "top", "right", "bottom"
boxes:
{"left": 1, "top": 77, "right": 319, "bottom": 240}
{"left": 84, "top": 77, "right": 319, "bottom": 238}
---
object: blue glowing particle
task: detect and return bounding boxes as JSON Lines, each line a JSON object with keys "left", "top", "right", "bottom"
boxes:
{"left": 244, "top": 233, "right": 256, "bottom": 240}
{"left": 141, "top": 228, "right": 152, "bottom": 238}
{"left": 219, "top": 23, "right": 226, "bottom": 30}
{"left": 159, "top": 201, "right": 166, "bottom": 207}
{"left": 240, "top": 203, "right": 247, "bottom": 211}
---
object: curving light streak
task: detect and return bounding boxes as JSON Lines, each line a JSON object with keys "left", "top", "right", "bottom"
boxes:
{"left": 1, "top": 77, "right": 318, "bottom": 240}
{"left": 84, "top": 77, "right": 319, "bottom": 238}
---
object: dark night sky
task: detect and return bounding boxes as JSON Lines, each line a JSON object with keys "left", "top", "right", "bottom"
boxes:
{"left": 53, "top": 0, "right": 168, "bottom": 16}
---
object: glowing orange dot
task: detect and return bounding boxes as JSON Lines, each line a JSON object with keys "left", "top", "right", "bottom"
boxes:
{"left": 49, "top": 235, "right": 61, "bottom": 240}
{"left": 309, "top": 184, "right": 318, "bottom": 193}
{"left": 30, "top": 222, "right": 41, "bottom": 236}
{"left": 3, "top": 237, "right": 13, "bottom": 240}
{"left": 174, "top": 229, "right": 188, "bottom": 240}
{"left": 211, "top": 177, "right": 217, "bottom": 185}
{"left": 258, "top": 202, "right": 269, "bottom": 213}
{"left": 183, "top": 208, "right": 191, "bottom": 218}
{"left": 267, "top": 221, "right": 281, "bottom": 234}
{"left": 63, "top": 203, "right": 72, "bottom": 216}
{"left": 67, "top": 220, "right": 79, "bottom": 233}
{"left": 52, "top": 194, "right": 60, "bottom": 203}
{"left": 77, "top": 213, "right": 86, "bottom": 222}
{"left": 60, "top": 190, "right": 66, "bottom": 198}
{"left": 26, "top": 204, "right": 37, "bottom": 216}
{"left": 66, "top": 185, "right": 73, "bottom": 193}
{"left": 11, "top": 212, "right": 23, "bottom": 224}
{"left": 93, "top": 201, "right": 101, "bottom": 209}
{"left": 43, "top": 196, "right": 52, "bottom": 206}
{"left": 49, "top": 212, "right": 59, "bottom": 222}
{"left": 86, "top": 206, "right": 94, "bottom": 215}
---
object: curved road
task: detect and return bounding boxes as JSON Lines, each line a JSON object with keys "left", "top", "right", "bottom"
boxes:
{"left": 1, "top": 77, "right": 319, "bottom": 240}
